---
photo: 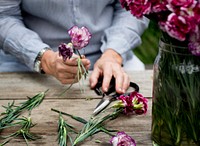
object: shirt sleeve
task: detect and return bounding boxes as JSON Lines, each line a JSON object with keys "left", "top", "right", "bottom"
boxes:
{"left": 0, "top": 0, "right": 49, "bottom": 71}
{"left": 100, "top": 1, "right": 149, "bottom": 64}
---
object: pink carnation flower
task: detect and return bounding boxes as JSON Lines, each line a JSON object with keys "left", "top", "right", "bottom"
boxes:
{"left": 120, "top": 0, "right": 151, "bottom": 18}
{"left": 131, "top": 91, "right": 148, "bottom": 115}
{"left": 113, "top": 91, "right": 148, "bottom": 115}
{"left": 119, "top": 0, "right": 200, "bottom": 56}
{"left": 165, "top": 13, "right": 191, "bottom": 41}
{"left": 68, "top": 26, "right": 91, "bottom": 50}
{"left": 151, "top": 0, "right": 168, "bottom": 13}
{"left": 110, "top": 131, "right": 136, "bottom": 146}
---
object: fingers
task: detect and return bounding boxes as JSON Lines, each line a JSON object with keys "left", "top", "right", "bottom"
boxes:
{"left": 115, "top": 70, "right": 130, "bottom": 94}
{"left": 63, "top": 57, "right": 90, "bottom": 67}
{"left": 102, "top": 65, "right": 127, "bottom": 94}
{"left": 114, "top": 71, "right": 123, "bottom": 93}
{"left": 89, "top": 67, "right": 102, "bottom": 89}
{"left": 41, "top": 51, "right": 90, "bottom": 85}
{"left": 55, "top": 59, "right": 89, "bottom": 84}
{"left": 45, "top": 53, "right": 90, "bottom": 84}
{"left": 101, "top": 68, "right": 130, "bottom": 94}
{"left": 122, "top": 73, "right": 130, "bottom": 92}
{"left": 90, "top": 56, "right": 130, "bottom": 94}
{"left": 101, "top": 66, "right": 113, "bottom": 92}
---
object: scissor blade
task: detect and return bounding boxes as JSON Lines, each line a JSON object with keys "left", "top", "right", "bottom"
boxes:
{"left": 93, "top": 99, "right": 110, "bottom": 115}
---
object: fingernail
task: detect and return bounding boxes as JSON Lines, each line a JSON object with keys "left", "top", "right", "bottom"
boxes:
{"left": 104, "top": 87, "right": 108, "bottom": 92}
{"left": 91, "top": 82, "right": 94, "bottom": 87}
{"left": 122, "top": 89, "right": 125, "bottom": 93}
{"left": 87, "top": 60, "right": 90, "bottom": 64}
{"left": 118, "top": 88, "right": 122, "bottom": 92}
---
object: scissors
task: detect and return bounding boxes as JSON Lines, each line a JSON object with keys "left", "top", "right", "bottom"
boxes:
{"left": 93, "top": 76, "right": 139, "bottom": 115}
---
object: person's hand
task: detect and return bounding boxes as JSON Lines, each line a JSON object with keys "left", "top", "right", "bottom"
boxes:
{"left": 41, "top": 50, "right": 90, "bottom": 84}
{"left": 89, "top": 49, "right": 130, "bottom": 94}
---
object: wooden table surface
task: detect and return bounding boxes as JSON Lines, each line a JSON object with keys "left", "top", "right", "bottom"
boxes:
{"left": 0, "top": 70, "right": 153, "bottom": 146}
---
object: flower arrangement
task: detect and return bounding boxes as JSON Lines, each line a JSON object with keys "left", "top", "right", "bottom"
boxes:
{"left": 120, "top": 0, "right": 200, "bottom": 56}
{"left": 58, "top": 26, "right": 91, "bottom": 93}
{"left": 120, "top": 0, "right": 200, "bottom": 145}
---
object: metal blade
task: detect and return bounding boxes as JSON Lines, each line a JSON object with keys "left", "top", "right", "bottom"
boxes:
{"left": 95, "top": 97, "right": 105, "bottom": 109}
{"left": 93, "top": 99, "right": 110, "bottom": 115}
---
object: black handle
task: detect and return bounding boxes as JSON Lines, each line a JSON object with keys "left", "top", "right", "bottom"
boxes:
{"left": 94, "top": 76, "right": 140, "bottom": 96}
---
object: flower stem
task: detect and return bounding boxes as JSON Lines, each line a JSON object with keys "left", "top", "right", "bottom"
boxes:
{"left": 74, "top": 49, "right": 82, "bottom": 59}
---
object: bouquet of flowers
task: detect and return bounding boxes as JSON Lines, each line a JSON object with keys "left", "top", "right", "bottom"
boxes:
{"left": 120, "top": 0, "right": 200, "bottom": 56}
{"left": 120, "top": 0, "right": 200, "bottom": 145}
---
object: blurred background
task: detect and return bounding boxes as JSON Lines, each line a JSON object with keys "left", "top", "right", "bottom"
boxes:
{"left": 133, "top": 21, "right": 160, "bottom": 69}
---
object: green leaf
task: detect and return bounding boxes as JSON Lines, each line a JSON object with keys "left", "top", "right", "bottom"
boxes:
{"left": 51, "top": 108, "right": 87, "bottom": 124}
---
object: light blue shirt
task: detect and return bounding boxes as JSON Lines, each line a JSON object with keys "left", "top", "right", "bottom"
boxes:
{"left": 0, "top": 0, "right": 149, "bottom": 72}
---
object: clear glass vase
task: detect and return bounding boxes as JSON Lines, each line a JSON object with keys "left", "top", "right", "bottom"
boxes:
{"left": 151, "top": 39, "right": 200, "bottom": 146}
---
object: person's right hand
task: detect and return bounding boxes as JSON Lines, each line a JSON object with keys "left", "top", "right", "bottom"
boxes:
{"left": 41, "top": 50, "right": 91, "bottom": 84}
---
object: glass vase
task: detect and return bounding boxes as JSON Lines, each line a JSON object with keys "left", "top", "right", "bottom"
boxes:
{"left": 151, "top": 39, "right": 200, "bottom": 146}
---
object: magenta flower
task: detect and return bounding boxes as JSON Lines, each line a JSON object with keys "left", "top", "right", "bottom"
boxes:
{"left": 68, "top": 26, "right": 91, "bottom": 50}
{"left": 110, "top": 131, "right": 136, "bottom": 146}
{"left": 193, "top": 3, "right": 200, "bottom": 24}
{"left": 119, "top": 0, "right": 200, "bottom": 56}
{"left": 189, "top": 27, "right": 200, "bottom": 56}
{"left": 131, "top": 91, "right": 148, "bottom": 115}
{"left": 165, "top": 13, "right": 191, "bottom": 41}
{"left": 126, "top": 0, "right": 151, "bottom": 18}
{"left": 112, "top": 91, "right": 148, "bottom": 115}
{"left": 58, "top": 43, "right": 73, "bottom": 61}
{"left": 151, "top": 0, "right": 168, "bottom": 13}
{"left": 120, "top": 0, "right": 131, "bottom": 10}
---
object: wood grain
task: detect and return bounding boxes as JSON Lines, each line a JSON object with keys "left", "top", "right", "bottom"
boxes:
{"left": 0, "top": 70, "right": 153, "bottom": 146}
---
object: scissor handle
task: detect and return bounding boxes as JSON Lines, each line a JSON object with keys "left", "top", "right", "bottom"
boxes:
{"left": 94, "top": 76, "right": 140, "bottom": 96}
{"left": 130, "top": 81, "right": 139, "bottom": 92}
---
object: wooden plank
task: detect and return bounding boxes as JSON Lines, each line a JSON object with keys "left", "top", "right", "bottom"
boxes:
{"left": 0, "top": 70, "right": 153, "bottom": 100}
{"left": 0, "top": 132, "right": 152, "bottom": 146}
{"left": 0, "top": 70, "right": 153, "bottom": 145}
{"left": 0, "top": 99, "right": 152, "bottom": 146}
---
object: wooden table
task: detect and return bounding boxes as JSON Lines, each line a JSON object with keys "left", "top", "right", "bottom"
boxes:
{"left": 0, "top": 70, "right": 153, "bottom": 146}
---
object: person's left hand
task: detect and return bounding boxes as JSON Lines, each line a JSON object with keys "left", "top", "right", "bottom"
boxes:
{"left": 89, "top": 49, "right": 130, "bottom": 94}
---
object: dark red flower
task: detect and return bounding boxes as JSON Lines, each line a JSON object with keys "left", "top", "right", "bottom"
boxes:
{"left": 113, "top": 91, "right": 148, "bottom": 115}
{"left": 58, "top": 43, "right": 73, "bottom": 61}
{"left": 165, "top": 13, "right": 191, "bottom": 41}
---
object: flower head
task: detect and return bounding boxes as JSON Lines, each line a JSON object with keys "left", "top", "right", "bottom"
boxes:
{"left": 121, "top": 0, "right": 151, "bottom": 18}
{"left": 164, "top": 13, "right": 191, "bottom": 41}
{"left": 58, "top": 43, "right": 73, "bottom": 61}
{"left": 110, "top": 131, "right": 136, "bottom": 146}
{"left": 188, "top": 27, "right": 200, "bottom": 56}
{"left": 112, "top": 91, "right": 148, "bottom": 115}
{"left": 131, "top": 91, "right": 148, "bottom": 115}
{"left": 68, "top": 26, "right": 91, "bottom": 50}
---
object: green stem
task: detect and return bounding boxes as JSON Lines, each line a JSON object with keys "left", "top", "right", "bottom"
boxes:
{"left": 51, "top": 108, "right": 87, "bottom": 124}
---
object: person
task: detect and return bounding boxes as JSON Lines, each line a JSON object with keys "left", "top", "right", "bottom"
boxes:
{"left": 0, "top": 0, "right": 149, "bottom": 94}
